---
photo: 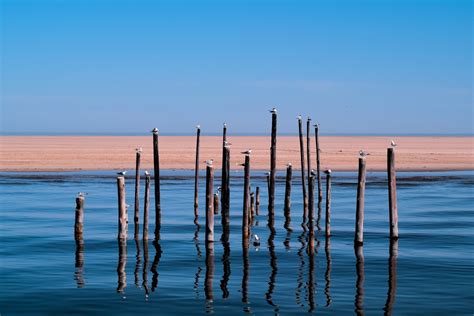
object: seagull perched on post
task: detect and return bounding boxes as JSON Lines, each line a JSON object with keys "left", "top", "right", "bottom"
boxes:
{"left": 241, "top": 149, "right": 252, "bottom": 155}
{"left": 136, "top": 147, "right": 143, "bottom": 153}
{"left": 287, "top": 162, "right": 292, "bottom": 167}
{"left": 196, "top": 124, "right": 200, "bottom": 129}
{"left": 297, "top": 115, "right": 302, "bottom": 120}
{"left": 359, "top": 150, "right": 370, "bottom": 158}
{"left": 224, "top": 140, "right": 232, "bottom": 147}
{"left": 269, "top": 107, "right": 277, "bottom": 114}
{"left": 314, "top": 123, "right": 320, "bottom": 128}
{"left": 265, "top": 171, "right": 270, "bottom": 176}
{"left": 310, "top": 169, "right": 316, "bottom": 176}
{"left": 77, "top": 192, "right": 88, "bottom": 198}
{"left": 117, "top": 171, "right": 127, "bottom": 176}
{"left": 205, "top": 159, "right": 214, "bottom": 167}
{"left": 391, "top": 140, "right": 397, "bottom": 148}
{"left": 324, "top": 169, "right": 332, "bottom": 175}
{"left": 251, "top": 234, "right": 260, "bottom": 246}
{"left": 144, "top": 170, "right": 150, "bottom": 176}
{"left": 151, "top": 128, "right": 158, "bottom": 134}
{"left": 223, "top": 122, "right": 227, "bottom": 128}
{"left": 237, "top": 162, "right": 245, "bottom": 167}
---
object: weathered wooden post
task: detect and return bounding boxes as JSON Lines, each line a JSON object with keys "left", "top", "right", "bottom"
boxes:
{"left": 242, "top": 154, "right": 251, "bottom": 242}
{"left": 205, "top": 164, "right": 214, "bottom": 243}
{"left": 117, "top": 176, "right": 128, "bottom": 240}
{"left": 143, "top": 172, "right": 150, "bottom": 241}
{"left": 314, "top": 124, "right": 322, "bottom": 201}
{"left": 306, "top": 117, "right": 312, "bottom": 191}
{"left": 266, "top": 171, "right": 270, "bottom": 195}
{"left": 255, "top": 186, "right": 260, "bottom": 216}
{"left": 74, "top": 195, "right": 85, "bottom": 240}
{"left": 220, "top": 123, "right": 227, "bottom": 212}
{"left": 269, "top": 108, "right": 277, "bottom": 217}
{"left": 152, "top": 128, "right": 161, "bottom": 240}
{"left": 355, "top": 158, "right": 366, "bottom": 245}
{"left": 134, "top": 149, "right": 141, "bottom": 239}
{"left": 194, "top": 125, "right": 201, "bottom": 217}
{"left": 213, "top": 193, "right": 219, "bottom": 215}
{"left": 325, "top": 170, "right": 332, "bottom": 238}
{"left": 221, "top": 144, "right": 231, "bottom": 236}
{"left": 297, "top": 116, "right": 308, "bottom": 223}
{"left": 308, "top": 174, "right": 315, "bottom": 255}
{"left": 388, "top": 148, "right": 399, "bottom": 240}
{"left": 284, "top": 163, "right": 292, "bottom": 226}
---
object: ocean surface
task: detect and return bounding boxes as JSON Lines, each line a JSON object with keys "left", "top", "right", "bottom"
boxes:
{"left": 0, "top": 170, "right": 473, "bottom": 315}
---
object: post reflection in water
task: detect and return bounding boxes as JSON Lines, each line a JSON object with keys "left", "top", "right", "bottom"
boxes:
{"left": 74, "top": 238, "right": 85, "bottom": 288}
{"left": 324, "top": 238, "right": 332, "bottom": 307}
{"left": 220, "top": 240, "right": 231, "bottom": 299}
{"left": 383, "top": 240, "right": 399, "bottom": 316}
{"left": 354, "top": 245, "right": 365, "bottom": 316}
{"left": 142, "top": 239, "right": 150, "bottom": 298}
{"left": 134, "top": 239, "right": 141, "bottom": 288}
{"left": 194, "top": 217, "right": 202, "bottom": 298}
{"left": 117, "top": 239, "right": 127, "bottom": 295}
{"left": 296, "top": 231, "right": 307, "bottom": 307}
{"left": 151, "top": 239, "right": 162, "bottom": 292}
{"left": 316, "top": 201, "right": 322, "bottom": 231}
{"left": 241, "top": 242, "right": 251, "bottom": 313}
{"left": 265, "top": 221, "right": 279, "bottom": 312}
{"left": 205, "top": 242, "right": 215, "bottom": 313}
{"left": 308, "top": 242, "right": 316, "bottom": 312}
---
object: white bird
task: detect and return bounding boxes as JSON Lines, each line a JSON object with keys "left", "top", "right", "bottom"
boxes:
{"left": 269, "top": 107, "right": 277, "bottom": 114}
{"left": 359, "top": 150, "right": 370, "bottom": 158}
{"left": 265, "top": 171, "right": 270, "bottom": 176}
{"left": 223, "top": 122, "right": 227, "bottom": 128}
{"left": 297, "top": 115, "right": 302, "bottom": 120}
{"left": 205, "top": 159, "right": 214, "bottom": 166}
{"left": 117, "top": 171, "right": 127, "bottom": 176}
{"left": 151, "top": 128, "right": 158, "bottom": 134}
{"left": 136, "top": 147, "right": 143, "bottom": 153}
{"left": 224, "top": 141, "right": 232, "bottom": 147}
{"left": 144, "top": 170, "right": 150, "bottom": 176}
{"left": 314, "top": 123, "right": 320, "bottom": 128}
{"left": 217, "top": 187, "right": 222, "bottom": 192}
{"left": 196, "top": 124, "right": 200, "bottom": 129}
{"left": 310, "top": 169, "right": 316, "bottom": 176}
{"left": 77, "top": 192, "right": 87, "bottom": 197}
{"left": 391, "top": 140, "right": 397, "bottom": 148}
{"left": 241, "top": 149, "right": 252, "bottom": 155}
{"left": 251, "top": 234, "right": 260, "bottom": 246}
{"left": 324, "top": 169, "right": 332, "bottom": 175}
{"left": 287, "top": 162, "right": 292, "bottom": 167}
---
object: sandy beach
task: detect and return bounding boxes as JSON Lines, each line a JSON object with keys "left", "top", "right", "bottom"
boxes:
{"left": 0, "top": 136, "right": 472, "bottom": 172}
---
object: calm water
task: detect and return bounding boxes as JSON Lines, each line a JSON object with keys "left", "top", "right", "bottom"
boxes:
{"left": 0, "top": 170, "right": 473, "bottom": 315}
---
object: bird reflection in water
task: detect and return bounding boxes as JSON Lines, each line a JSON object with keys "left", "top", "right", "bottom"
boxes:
{"left": 354, "top": 245, "right": 365, "bottom": 316}
{"left": 117, "top": 239, "right": 127, "bottom": 296}
{"left": 74, "top": 238, "right": 85, "bottom": 288}
{"left": 151, "top": 239, "right": 162, "bottom": 292}
{"left": 205, "top": 242, "right": 215, "bottom": 313}
{"left": 383, "top": 240, "right": 399, "bottom": 316}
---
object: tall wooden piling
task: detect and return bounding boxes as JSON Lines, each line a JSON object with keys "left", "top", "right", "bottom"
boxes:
{"left": 143, "top": 173, "right": 150, "bottom": 240}
{"left": 255, "top": 186, "right": 260, "bottom": 216}
{"left": 74, "top": 195, "right": 85, "bottom": 240}
{"left": 298, "top": 117, "right": 308, "bottom": 223}
{"left": 220, "top": 123, "right": 227, "bottom": 213}
{"left": 314, "top": 124, "right": 323, "bottom": 201}
{"left": 308, "top": 174, "right": 315, "bottom": 255}
{"left": 269, "top": 109, "right": 277, "bottom": 216}
{"left": 134, "top": 150, "right": 141, "bottom": 239}
{"left": 325, "top": 171, "right": 332, "bottom": 238}
{"left": 194, "top": 126, "right": 201, "bottom": 217}
{"left": 117, "top": 176, "right": 128, "bottom": 240}
{"left": 213, "top": 193, "right": 219, "bottom": 215}
{"left": 152, "top": 130, "right": 161, "bottom": 240}
{"left": 387, "top": 148, "right": 399, "bottom": 240}
{"left": 221, "top": 145, "right": 230, "bottom": 235}
{"left": 306, "top": 117, "right": 312, "bottom": 190}
{"left": 355, "top": 158, "right": 366, "bottom": 245}
{"left": 242, "top": 155, "right": 251, "bottom": 242}
{"left": 205, "top": 165, "right": 214, "bottom": 243}
{"left": 284, "top": 163, "right": 292, "bottom": 226}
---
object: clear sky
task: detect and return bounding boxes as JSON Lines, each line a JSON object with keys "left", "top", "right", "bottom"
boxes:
{"left": 1, "top": 0, "right": 472, "bottom": 135}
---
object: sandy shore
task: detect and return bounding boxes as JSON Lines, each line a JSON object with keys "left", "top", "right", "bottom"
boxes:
{"left": 0, "top": 136, "right": 472, "bottom": 172}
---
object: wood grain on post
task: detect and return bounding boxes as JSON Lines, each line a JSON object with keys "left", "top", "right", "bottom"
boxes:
{"left": 213, "top": 193, "right": 219, "bottom": 215}
{"left": 255, "top": 186, "right": 260, "bottom": 216}
{"left": 117, "top": 176, "right": 128, "bottom": 240}
{"left": 298, "top": 117, "right": 308, "bottom": 223}
{"left": 74, "top": 196, "right": 85, "bottom": 240}
{"left": 194, "top": 126, "right": 201, "bottom": 217}
{"left": 205, "top": 165, "right": 214, "bottom": 243}
{"left": 220, "top": 123, "right": 227, "bottom": 212}
{"left": 221, "top": 145, "right": 230, "bottom": 234}
{"left": 388, "top": 148, "right": 399, "bottom": 240}
{"left": 355, "top": 158, "right": 366, "bottom": 245}
{"left": 314, "top": 124, "right": 323, "bottom": 201}
{"left": 325, "top": 171, "right": 332, "bottom": 239}
{"left": 134, "top": 151, "right": 141, "bottom": 239}
{"left": 143, "top": 174, "right": 150, "bottom": 240}
{"left": 269, "top": 111, "right": 277, "bottom": 216}
{"left": 284, "top": 164, "right": 292, "bottom": 227}
{"left": 308, "top": 174, "right": 315, "bottom": 255}
{"left": 242, "top": 155, "right": 251, "bottom": 242}
{"left": 152, "top": 131, "right": 161, "bottom": 240}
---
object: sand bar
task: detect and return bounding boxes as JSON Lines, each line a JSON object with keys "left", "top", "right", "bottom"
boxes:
{"left": 0, "top": 136, "right": 472, "bottom": 172}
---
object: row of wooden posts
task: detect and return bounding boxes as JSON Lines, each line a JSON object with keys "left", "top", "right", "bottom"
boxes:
{"left": 74, "top": 111, "right": 399, "bottom": 247}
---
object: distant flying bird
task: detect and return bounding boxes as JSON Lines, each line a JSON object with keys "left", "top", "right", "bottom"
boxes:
{"left": 117, "top": 171, "right": 127, "bottom": 176}
{"left": 324, "top": 169, "right": 332, "bottom": 175}
{"left": 151, "top": 128, "right": 158, "bottom": 134}
{"left": 269, "top": 107, "right": 277, "bottom": 114}
{"left": 391, "top": 140, "right": 397, "bottom": 148}
{"left": 205, "top": 159, "right": 214, "bottom": 166}
{"left": 251, "top": 234, "right": 260, "bottom": 246}
{"left": 359, "top": 150, "right": 370, "bottom": 158}
{"left": 144, "top": 170, "right": 150, "bottom": 176}
{"left": 196, "top": 124, "right": 200, "bottom": 129}
{"left": 297, "top": 115, "right": 302, "bottom": 120}
{"left": 241, "top": 149, "right": 252, "bottom": 155}
{"left": 136, "top": 147, "right": 143, "bottom": 153}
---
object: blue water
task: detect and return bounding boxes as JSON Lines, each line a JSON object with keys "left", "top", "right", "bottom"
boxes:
{"left": 0, "top": 171, "right": 473, "bottom": 315}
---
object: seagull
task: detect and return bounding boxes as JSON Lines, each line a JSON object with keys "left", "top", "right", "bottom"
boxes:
{"left": 77, "top": 192, "right": 88, "bottom": 197}
{"left": 224, "top": 141, "right": 232, "bottom": 147}
{"left": 217, "top": 187, "right": 222, "bottom": 193}
{"left": 297, "top": 115, "right": 302, "bottom": 120}
{"left": 144, "top": 170, "right": 150, "bottom": 176}
{"left": 265, "top": 171, "right": 270, "bottom": 176}
{"left": 205, "top": 159, "right": 214, "bottom": 166}
{"left": 359, "top": 150, "right": 370, "bottom": 158}
{"left": 314, "top": 123, "right": 320, "bottom": 128}
{"left": 117, "top": 171, "right": 127, "bottom": 176}
{"left": 287, "top": 162, "right": 292, "bottom": 167}
{"left": 251, "top": 234, "right": 260, "bottom": 246}
{"left": 151, "top": 128, "right": 158, "bottom": 134}
{"left": 391, "top": 140, "right": 397, "bottom": 148}
{"left": 136, "top": 147, "right": 143, "bottom": 153}
{"left": 310, "top": 169, "right": 316, "bottom": 176}
{"left": 241, "top": 149, "right": 252, "bottom": 155}
{"left": 307, "top": 116, "right": 312, "bottom": 121}
{"left": 223, "top": 122, "right": 227, "bottom": 128}
{"left": 324, "top": 169, "right": 332, "bottom": 175}
{"left": 196, "top": 124, "right": 200, "bottom": 129}
{"left": 269, "top": 107, "right": 277, "bottom": 114}
{"left": 126, "top": 204, "right": 131, "bottom": 209}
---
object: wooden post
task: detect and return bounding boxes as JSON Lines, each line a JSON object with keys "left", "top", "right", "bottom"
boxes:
{"left": 143, "top": 173, "right": 150, "bottom": 241}
{"left": 213, "top": 193, "right": 219, "bottom": 215}
{"left": 74, "top": 195, "right": 85, "bottom": 240}
{"left": 388, "top": 148, "right": 399, "bottom": 240}
{"left": 269, "top": 109, "right": 277, "bottom": 217}
{"left": 242, "top": 155, "right": 250, "bottom": 242}
{"left": 152, "top": 130, "right": 161, "bottom": 240}
{"left": 194, "top": 126, "right": 201, "bottom": 217}
{"left": 255, "top": 186, "right": 260, "bottom": 216}
{"left": 134, "top": 150, "right": 141, "bottom": 239}
{"left": 355, "top": 158, "right": 366, "bottom": 245}
{"left": 250, "top": 192, "right": 255, "bottom": 221}
{"left": 205, "top": 165, "right": 214, "bottom": 243}
{"left": 298, "top": 116, "right": 308, "bottom": 223}
{"left": 306, "top": 117, "right": 312, "bottom": 192}
{"left": 117, "top": 176, "right": 128, "bottom": 240}
{"left": 221, "top": 145, "right": 230, "bottom": 235}
{"left": 308, "top": 174, "right": 315, "bottom": 255}
{"left": 284, "top": 163, "right": 292, "bottom": 226}
{"left": 266, "top": 172, "right": 270, "bottom": 195}
{"left": 325, "top": 171, "right": 332, "bottom": 238}
{"left": 314, "top": 124, "right": 322, "bottom": 201}
{"left": 220, "top": 123, "right": 227, "bottom": 212}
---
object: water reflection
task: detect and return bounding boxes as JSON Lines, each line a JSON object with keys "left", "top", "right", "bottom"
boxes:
{"left": 242, "top": 243, "right": 251, "bottom": 313}
{"left": 296, "top": 231, "right": 307, "bottom": 307}
{"left": 220, "top": 240, "right": 231, "bottom": 299}
{"left": 383, "top": 240, "right": 399, "bottom": 316}
{"left": 205, "top": 242, "right": 215, "bottom": 313}
{"left": 308, "top": 242, "right": 316, "bottom": 312}
{"left": 194, "top": 217, "right": 202, "bottom": 298}
{"left": 142, "top": 239, "right": 150, "bottom": 298}
{"left": 134, "top": 239, "right": 141, "bottom": 288}
{"left": 316, "top": 201, "right": 322, "bottom": 231}
{"left": 265, "top": 224, "right": 279, "bottom": 312}
{"left": 74, "top": 238, "right": 85, "bottom": 288}
{"left": 117, "top": 239, "right": 127, "bottom": 295}
{"left": 151, "top": 240, "right": 162, "bottom": 292}
{"left": 354, "top": 245, "right": 365, "bottom": 316}
{"left": 324, "top": 238, "right": 332, "bottom": 307}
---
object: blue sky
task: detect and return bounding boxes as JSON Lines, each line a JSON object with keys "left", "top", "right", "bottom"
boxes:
{"left": 1, "top": 0, "right": 472, "bottom": 135}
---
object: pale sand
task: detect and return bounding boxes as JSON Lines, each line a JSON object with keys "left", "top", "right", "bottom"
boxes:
{"left": 0, "top": 136, "right": 472, "bottom": 172}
